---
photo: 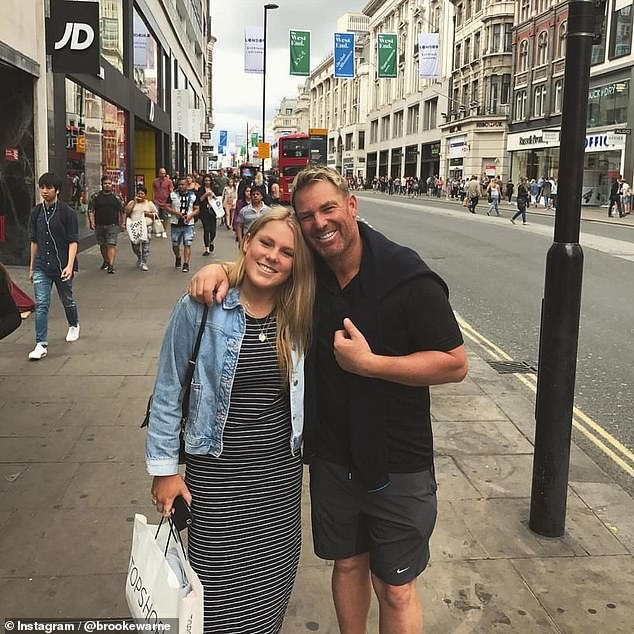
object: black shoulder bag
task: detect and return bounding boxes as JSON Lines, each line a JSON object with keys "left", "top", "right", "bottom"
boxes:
{"left": 142, "top": 304, "right": 210, "bottom": 464}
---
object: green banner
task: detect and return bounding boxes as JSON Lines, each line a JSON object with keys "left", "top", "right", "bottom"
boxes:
{"left": 251, "top": 132, "right": 259, "bottom": 147}
{"left": 290, "top": 30, "right": 310, "bottom": 76}
{"left": 377, "top": 33, "right": 397, "bottom": 79}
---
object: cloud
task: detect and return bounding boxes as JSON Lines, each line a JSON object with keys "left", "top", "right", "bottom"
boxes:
{"left": 210, "top": 0, "right": 366, "bottom": 145}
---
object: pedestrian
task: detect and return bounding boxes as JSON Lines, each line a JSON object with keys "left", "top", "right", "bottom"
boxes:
{"left": 506, "top": 179, "right": 514, "bottom": 204}
{"left": 621, "top": 178, "right": 631, "bottom": 215}
{"left": 151, "top": 167, "right": 173, "bottom": 238}
{"left": 27, "top": 172, "right": 80, "bottom": 360}
{"left": 188, "top": 166, "right": 468, "bottom": 633}
{"left": 197, "top": 174, "right": 219, "bottom": 256}
{"left": 529, "top": 178, "right": 539, "bottom": 207}
{"left": 511, "top": 177, "right": 529, "bottom": 225}
{"left": 466, "top": 175, "right": 480, "bottom": 213}
{"left": 222, "top": 177, "right": 237, "bottom": 230}
{"left": 88, "top": 175, "right": 125, "bottom": 274}
{"left": 550, "top": 177, "right": 558, "bottom": 210}
{"left": 168, "top": 177, "right": 199, "bottom": 273}
{"left": 486, "top": 178, "right": 502, "bottom": 216}
{"left": 236, "top": 185, "right": 271, "bottom": 244}
{"left": 542, "top": 177, "right": 552, "bottom": 208}
{"left": 608, "top": 175, "right": 624, "bottom": 218}
{"left": 147, "top": 208, "right": 315, "bottom": 634}
{"left": 124, "top": 186, "right": 158, "bottom": 271}
{"left": 0, "top": 261, "right": 21, "bottom": 340}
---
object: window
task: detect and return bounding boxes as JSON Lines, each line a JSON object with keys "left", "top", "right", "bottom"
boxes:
{"left": 533, "top": 85, "right": 547, "bottom": 117}
{"left": 464, "top": 39, "right": 471, "bottom": 65}
{"left": 345, "top": 133, "right": 353, "bottom": 151}
{"left": 407, "top": 104, "right": 419, "bottom": 134}
{"left": 558, "top": 22, "right": 567, "bottom": 58}
{"left": 471, "top": 80, "right": 479, "bottom": 108}
{"left": 501, "top": 74, "right": 511, "bottom": 104}
{"left": 95, "top": 0, "right": 124, "bottom": 72}
{"left": 358, "top": 130, "right": 365, "bottom": 150}
{"left": 609, "top": 3, "right": 633, "bottom": 59}
{"left": 519, "top": 40, "right": 529, "bottom": 71}
{"left": 554, "top": 80, "right": 563, "bottom": 113}
{"left": 466, "top": 0, "right": 472, "bottom": 20}
{"left": 381, "top": 115, "right": 390, "bottom": 141}
{"left": 492, "top": 24, "right": 501, "bottom": 52}
{"left": 537, "top": 31, "right": 548, "bottom": 65}
{"left": 423, "top": 97, "right": 438, "bottom": 130}
{"left": 133, "top": 8, "right": 159, "bottom": 103}
{"left": 474, "top": 31, "right": 481, "bottom": 59}
{"left": 515, "top": 90, "right": 527, "bottom": 119}
{"left": 370, "top": 119, "right": 379, "bottom": 143}
{"left": 455, "top": 44, "right": 461, "bottom": 69}
{"left": 587, "top": 80, "right": 630, "bottom": 126}
{"left": 456, "top": 3, "right": 463, "bottom": 27}
{"left": 504, "top": 24, "right": 513, "bottom": 52}
{"left": 520, "top": 0, "right": 530, "bottom": 21}
{"left": 476, "top": 0, "right": 482, "bottom": 12}
{"left": 393, "top": 110, "right": 404, "bottom": 137}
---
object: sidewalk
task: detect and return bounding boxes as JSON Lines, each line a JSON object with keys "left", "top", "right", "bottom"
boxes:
{"left": 1, "top": 225, "right": 633, "bottom": 632}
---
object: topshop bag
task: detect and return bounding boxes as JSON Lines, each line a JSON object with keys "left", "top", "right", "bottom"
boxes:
{"left": 210, "top": 197, "right": 224, "bottom": 220}
{"left": 141, "top": 304, "right": 209, "bottom": 464}
{"left": 126, "top": 514, "right": 204, "bottom": 632}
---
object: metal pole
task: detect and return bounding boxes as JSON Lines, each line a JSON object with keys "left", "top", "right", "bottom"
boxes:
{"left": 529, "top": 0, "right": 606, "bottom": 537}
{"left": 261, "top": 8, "right": 268, "bottom": 174}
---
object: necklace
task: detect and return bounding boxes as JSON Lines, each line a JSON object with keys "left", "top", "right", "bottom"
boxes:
{"left": 250, "top": 312, "right": 273, "bottom": 342}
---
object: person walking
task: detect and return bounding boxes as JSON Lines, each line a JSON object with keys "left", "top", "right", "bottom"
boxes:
{"left": 88, "top": 175, "right": 125, "bottom": 274}
{"left": 124, "top": 186, "right": 158, "bottom": 271}
{"left": 506, "top": 179, "right": 514, "bottom": 204}
{"left": 486, "top": 178, "right": 502, "bottom": 216}
{"left": 608, "top": 175, "right": 624, "bottom": 218}
{"left": 188, "top": 166, "right": 468, "bottom": 633}
{"left": 466, "top": 175, "right": 480, "bottom": 213}
{"left": 197, "top": 174, "right": 219, "bottom": 256}
{"left": 222, "top": 177, "right": 237, "bottom": 230}
{"left": 511, "top": 177, "right": 530, "bottom": 225}
{"left": 168, "top": 177, "right": 199, "bottom": 273}
{"left": 147, "top": 208, "right": 315, "bottom": 634}
{"left": 27, "top": 172, "right": 80, "bottom": 360}
{"left": 151, "top": 167, "right": 173, "bottom": 237}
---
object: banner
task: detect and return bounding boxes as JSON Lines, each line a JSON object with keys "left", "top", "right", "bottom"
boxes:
{"left": 334, "top": 32, "right": 355, "bottom": 79}
{"left": 251, "top": 132, "right": 260, "bottom": 147}
{"left": 172, "top": 89, "right": 190, "bottom": 139}
{"left": 218, "top": 130, "right": 227, "bottom": 154}
{"left": 290, "top": 30, "right": 311, "bottom": 76}
{"left": 377, "top": 33, "right": 397, "bottom": 79}
{"left": 244, "top": 26, "right": 264, "bottom": 74}
{"left": 418, "top": 33, "right": 440, "bottom": 79}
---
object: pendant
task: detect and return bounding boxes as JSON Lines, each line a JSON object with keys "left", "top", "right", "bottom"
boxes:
{"left": 258, "top": 331, "right": 267, "bottom": 342}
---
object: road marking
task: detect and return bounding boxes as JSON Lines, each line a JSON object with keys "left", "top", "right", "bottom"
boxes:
{"left": 456, "top": 314, "right": 634, "bottom": 479}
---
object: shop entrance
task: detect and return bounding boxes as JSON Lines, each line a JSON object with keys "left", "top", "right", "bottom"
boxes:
{"left": 134, "top": 119, "right": 158, "bottom": 196}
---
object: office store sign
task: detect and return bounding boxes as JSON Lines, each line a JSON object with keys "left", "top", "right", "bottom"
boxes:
{"left": 508, "top": 129, "right": 625, "bottom": 152}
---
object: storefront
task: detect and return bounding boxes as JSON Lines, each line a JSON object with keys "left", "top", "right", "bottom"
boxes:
{"left": 390, "top": 147, "right": 402, "bottom": 178}
{"left": 445, "top": 135, "right": 467, "bottom": 180}
{"left": 420, "top": 142, "right": 440, "bottom": 185}
{"left": 508, "top": 129, "right": 626, "bottom": 205}
{"left": 379, "top": 150, "right": 389, "bottom": 177}
{"left": 404, "top": 144, "right": 418, "bottom": 177}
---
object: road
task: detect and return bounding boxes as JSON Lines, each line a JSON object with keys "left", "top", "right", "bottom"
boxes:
{"left": 356, "top": 192, "right": 634, "bottom": 495}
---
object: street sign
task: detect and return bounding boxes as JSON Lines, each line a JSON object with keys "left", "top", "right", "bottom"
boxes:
{"left": 258, "top": 142, "right": 270, "bottom": 159}
{"left": 201, "top": 145, "right": 213, "bottom": 152}
{"left": 200, "top": 132, "right": 211, "bottom": 140}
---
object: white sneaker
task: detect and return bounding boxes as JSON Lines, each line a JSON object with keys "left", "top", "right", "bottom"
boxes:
{"left": 66, "top": 325, "right": 80, "bottom": 342}
{"left": 140, "top": 262, "right": 149, "bottom": 271}
{"left": 28, "top": 343, "right": 48, "bottom": 360}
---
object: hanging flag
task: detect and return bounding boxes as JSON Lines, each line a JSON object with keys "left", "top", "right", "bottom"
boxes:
{"left": 418, "top": 33, "right": 440, "bottom": 79}
{"left": 290, "top": 30, "right": 311, "bottom": 76}
{"left": 251, "top": 132, "right": 260, "bottom": 147}
{"left": 244, "top": 26, "right": 264, "bottom": 74}
{"left": 218, "top": 130, "right": 227, "bottom": 154}
{"left": 377, "top": 33, "right": 398, "bottom": 78}
{"left": 334, "top": 32, "right": 355, "bottom": 79}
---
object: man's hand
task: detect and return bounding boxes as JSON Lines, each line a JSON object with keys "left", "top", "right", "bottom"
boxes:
{"left": 151, "top": 475, "right": 192, "bottom": 518}
{"left": 60, "top": 265, "right": 74, "bottom": 282}
{"left": 189, "top": 264, "right": 229, "bottom": 305}
{"left": 333, "top": 318, "right": 375, "bottom": 377}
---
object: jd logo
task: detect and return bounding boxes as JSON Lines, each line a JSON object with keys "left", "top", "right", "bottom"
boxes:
{"left": 54, "top": 22, "right": 95, "bottom": 51}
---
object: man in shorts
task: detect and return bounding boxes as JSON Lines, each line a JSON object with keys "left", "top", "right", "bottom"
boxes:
{"left": 189, "top": 166, "right": 468, "bottom": 632}
{"left": 168, "top": 177, "right": 199, "bottom": 273}
{"left": 88, "top": 176, "right": 124, "bottom": 274}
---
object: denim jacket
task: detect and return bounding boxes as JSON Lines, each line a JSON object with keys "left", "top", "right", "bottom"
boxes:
{"left": 146, "top": 289, "right": 305, "bottom": 475}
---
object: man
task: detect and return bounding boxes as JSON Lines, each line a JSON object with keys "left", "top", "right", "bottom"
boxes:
{"left": 151, "top": 167, "right": 173, "bottom": 237}
{"left": 235, "top": 185, "right": 271, "bottom": 243}
{"left": 168, "top": 177, "right": 199, "bottom": 273}
{"left": 466, "top": 175, "right": 480, "bottom": 214}
{"left": 28, "top": 173, "right": 81, "bottom": 360}
{"left": 189, "top": 166, "right": 467, "bottom": 633}
{"left": 88, "top": 176, "right": 125, "bottom": 274}
{"left": 608, "top": 175, "right": 624, "bottom": 218}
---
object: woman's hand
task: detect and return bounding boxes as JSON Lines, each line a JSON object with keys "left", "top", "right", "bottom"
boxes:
{"left": 151, "top": 474, "right": 192, "bottom": 518}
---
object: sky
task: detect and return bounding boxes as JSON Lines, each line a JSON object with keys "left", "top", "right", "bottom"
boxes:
{"left": 210, "top": 0, "right": 367, "bottom": 148}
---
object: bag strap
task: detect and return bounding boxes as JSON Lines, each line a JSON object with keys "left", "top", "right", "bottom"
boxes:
{"left": 179, "top": 303, "right": 209, "bottom": 413}
{"left": 155, "top": 516, "right": 188, "bottom": 558}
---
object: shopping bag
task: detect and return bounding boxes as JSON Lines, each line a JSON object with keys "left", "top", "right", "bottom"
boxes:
{"left": 152, "top": 217, "right": 164, "bottom": 235}
{"left": 10, "top": 281, "right": 36, "bottom": 314}
{"left": 211, "top": 197, "right": 224, "bottom": 220}
{"left": 126, "top": 514, "right": 204, "bottom": 633}
{"left": 126, "top": 217, "right": 148, "bottom": 244}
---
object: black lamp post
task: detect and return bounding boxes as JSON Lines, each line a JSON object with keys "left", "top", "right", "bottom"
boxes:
{"left": 261, "top": 3, "right": 279, "bottom": 174}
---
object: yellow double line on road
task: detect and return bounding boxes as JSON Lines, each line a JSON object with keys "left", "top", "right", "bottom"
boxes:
{"left": 456, "top": 315, "right": 634, "bottom": 479}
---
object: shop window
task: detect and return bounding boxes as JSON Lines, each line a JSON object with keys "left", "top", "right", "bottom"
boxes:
{"left": 533, "top": 85, "right": 547, "bottom": 117}
{"left": 554, "top": 80, "right": 564, "bottom": 113}
{"left": 133, "top": 8, "right": 159, "bottom": 103}
{"left": 515, "top": 90, "right": 527, "bottom": 119}
{"left": 587, "top": 80, "right": 629, "bottom": 126}
{"left": 536, "top": 31, "right": 548, "bottom": 65}
{"left": 519, "top": 40, "right": 529, "bottom": 71}
{"left": 609, "top": 2, "right": 633, "bottom": 59}
{"left": 558, "top": 22, "right": 567, "bottom": 58}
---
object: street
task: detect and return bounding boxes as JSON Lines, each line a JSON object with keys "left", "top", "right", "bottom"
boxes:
{"left": 358, "top": 192, "right": 634, "bottom": 495}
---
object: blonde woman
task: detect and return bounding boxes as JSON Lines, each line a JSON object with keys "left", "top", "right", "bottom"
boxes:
{"left": 147, "top": 208, "right": 315, "bottom": 634}
{"left": 221, "top": 177, "right": 237, "bottom": 229}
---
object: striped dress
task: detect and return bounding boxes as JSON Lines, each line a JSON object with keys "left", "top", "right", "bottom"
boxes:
{"left": 185, "top": 314, "right": 302, "bottom": 634}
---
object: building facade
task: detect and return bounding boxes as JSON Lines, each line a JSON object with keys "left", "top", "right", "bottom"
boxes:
{"left": 271, "top": 97, "right": 300, "bottom": 138}
{"left": 440, "top": 0, "right": 514, "bottom": 182}
{"left": 508, "top": 0, "right": 634, "bottom": 205}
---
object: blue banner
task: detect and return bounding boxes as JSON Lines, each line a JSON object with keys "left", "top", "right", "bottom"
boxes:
{"left": 219, "top": 130, "right": 227, "bottom": 154}
{"left": 334, "top": 32, "right": 355, "bottom": 79}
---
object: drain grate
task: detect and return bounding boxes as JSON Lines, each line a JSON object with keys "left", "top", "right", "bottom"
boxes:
{"left": 488, "top": 360, "right": 537, "bottom": 374}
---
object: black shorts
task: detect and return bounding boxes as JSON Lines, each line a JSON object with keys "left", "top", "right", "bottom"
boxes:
{"left": 309, "top": 458, "right": 437, "bottom": 586}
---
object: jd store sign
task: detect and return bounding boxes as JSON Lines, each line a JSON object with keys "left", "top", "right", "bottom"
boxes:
{"left": 46, "top": 0, "right": 100, "bottom": 74}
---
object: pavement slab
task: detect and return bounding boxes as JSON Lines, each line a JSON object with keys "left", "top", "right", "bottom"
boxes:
{"left": 435, "top": 456, "right": 482, "bottom": 500}
{"left": 0, "top": 401, "right": 70, "bottom": 437}
{"left": 65, "top": 426, "right": 146, "bottom": 463}
{"left": 453, "top": 454, "right": 534, "bottom": 498}
{"left": 434, "top": 420, "right": 534, "bottom": 456}
{"left": 432, "top": 394, "right": 509, "bottom": 422}
{"left": 0, "top": 428, "right": 85, "bottom": 463}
